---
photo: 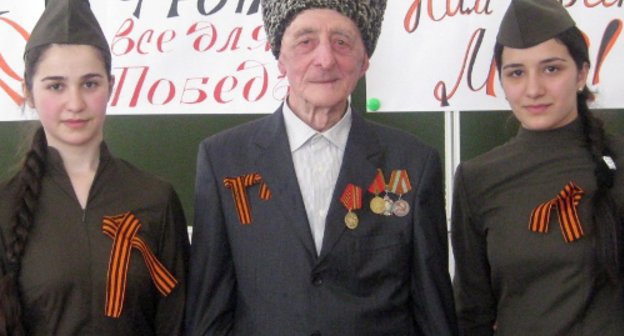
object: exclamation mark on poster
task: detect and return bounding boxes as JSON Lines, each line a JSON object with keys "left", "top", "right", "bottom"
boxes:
{"left": 593, "top": 19, "right": 622, "bottom": 86}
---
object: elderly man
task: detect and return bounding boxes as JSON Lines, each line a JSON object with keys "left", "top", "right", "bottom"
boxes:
{"left": 186, "top": 1, "right": 458, "bottom": 335}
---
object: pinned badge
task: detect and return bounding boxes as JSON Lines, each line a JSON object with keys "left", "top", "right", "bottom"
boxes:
{"left": 388, "top": 170, "right": 412, "bottom": 217}
{"left": 368, "top": 169, "right": 387, "bottom": 215}
{"left": 341, "top": 183, "right": 363, "bottom": 230}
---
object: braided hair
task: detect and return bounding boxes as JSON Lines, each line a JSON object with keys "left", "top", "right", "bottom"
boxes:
{"left": 0, "top": 126, "right": 47, "bottom": 336}
{"left": 0, "top": 41, "right": 52, "bottom": 336}
{"left": 494, "top": 27, "right": 623, "bottom": 282}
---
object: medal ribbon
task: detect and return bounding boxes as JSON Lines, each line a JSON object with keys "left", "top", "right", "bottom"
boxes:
{"left": 368, "top": 169, "right": 386, "bottom": 195}
{"left": 224, "top": 173, "right": 272, "bottom": 224}
{"left": 102, "top": 212, "right": 177, "bottom": 318}
{"left": 529, "top": 181, "right": 585, "bottom": 243}
{"left": 388, "top": 170, "right": 412, "bottom": 196}
{"left": 341, "top": 184, "right": 362, "bottom": 212}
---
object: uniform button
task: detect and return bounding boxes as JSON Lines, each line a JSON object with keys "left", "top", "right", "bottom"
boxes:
{"left": 312, "top": 274, "right": 323, "bottom": 286}
{"left": 311, "top": 331, "right": 321, "bottom": 336}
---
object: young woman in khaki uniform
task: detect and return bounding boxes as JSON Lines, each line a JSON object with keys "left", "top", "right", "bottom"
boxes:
{"left": 0, "top": 1, "right": 189, "bottom": 335}
{"left": 452, "top": 1, "right": 624, "bottom": 335}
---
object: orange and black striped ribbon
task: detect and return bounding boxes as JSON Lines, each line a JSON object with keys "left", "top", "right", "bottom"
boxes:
{"left": 529, "top": 181, "right": 585, "bottom": 243}
{"left": 224, "top": 173, "right": 272, "bottom": 224}
{"left": 102, "top": 212, "right": 177, "bottom": 318}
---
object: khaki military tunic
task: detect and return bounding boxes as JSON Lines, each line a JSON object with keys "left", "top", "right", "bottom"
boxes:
{"left": 0, "top": 143, "right": 190, "bottom": 336}
{"left": 452, "top": 119, "right": 624, "bottom": 336}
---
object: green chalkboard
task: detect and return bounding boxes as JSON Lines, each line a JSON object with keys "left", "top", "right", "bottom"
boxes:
{"left": 1, "top": 93, "right": 622, "bottom": 226}
{"left": 0, "top": 111, "right": 445, "bottom": 225}
{"left": 459, "top": 109, "right": 624, "bottom": 161}
{"left": 103, "top": 111, "right": 446, "bottom": 225}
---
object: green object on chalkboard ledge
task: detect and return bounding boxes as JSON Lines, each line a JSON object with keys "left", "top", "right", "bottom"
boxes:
{"left": 367, "top": 97, "right": 381, "bottom": 111}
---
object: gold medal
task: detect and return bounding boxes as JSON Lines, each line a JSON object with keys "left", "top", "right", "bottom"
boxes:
{"left": 345, "top": 211, "right": 359, "bottom": 230}
{"left": 368, "top": 169, "right": 387, "bottom": 216}
{"left": 341, "top": 184, "right": 362, "bottom": 230}
{"left": 370, "top": 196, "right": 386, "bottom": 214}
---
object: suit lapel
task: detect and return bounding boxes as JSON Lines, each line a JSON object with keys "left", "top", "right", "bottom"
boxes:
{"left": 253, "top": 107, "right": 317, "bottom": 258}
{"left": 318, "top": 112, "right": 384, "bottom": 262}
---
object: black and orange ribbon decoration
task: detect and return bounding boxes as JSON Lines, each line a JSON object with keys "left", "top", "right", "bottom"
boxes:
{"left": 529, "top": 181, "right": 585, "bottom": 243}
{"left": 224, "top": 173, "right": 272, "bottom": 224}
{"left": 102, "top": 212, "right": 177, "bottom": 318}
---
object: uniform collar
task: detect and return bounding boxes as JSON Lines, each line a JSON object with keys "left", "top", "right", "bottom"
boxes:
{"left": 282, "top": 101, "right": 352, "bottom": 152}
{"left": 516, "top": 117, "right": 584, "bottom": 144}
{"left": 46, "top": 142, "right": 112, "bottom": 176}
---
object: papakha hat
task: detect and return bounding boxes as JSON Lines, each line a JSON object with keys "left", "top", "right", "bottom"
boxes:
{"left": 25, "top": 0, "right": 109, "bottom": 57}
{"left": 497, "top": 0, "right": 576, "bottom": 48}
{"left": 261, "top": 0, "right": 387, "bottom": 58}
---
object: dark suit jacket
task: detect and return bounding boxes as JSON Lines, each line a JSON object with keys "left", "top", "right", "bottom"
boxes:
{"left": 186, "top": 106, "right": 458, "bottom": 336}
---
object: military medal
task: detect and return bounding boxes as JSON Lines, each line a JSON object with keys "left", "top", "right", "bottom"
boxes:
{"left": 383, "top": 194, "right": 394, "bottom": 216}
{"left": 388, "top": 170, "right": 412, "bottom": 217}
{"left": 368, "top": 169, "right": 386, "bottom": 215}
{"left": 341, "top": 184, "right": 362, "bottom": 230}
{"left": 344, "top": 212, "right": 359, "bottom": 230}
{"left": 370, "top": 196, "right": 386, "bottom": 215}
{"left": 392, "top": 199, "right": 410, "bottom": 217}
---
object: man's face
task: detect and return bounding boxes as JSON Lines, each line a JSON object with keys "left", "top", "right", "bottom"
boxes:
{"left": 278, "top": 8, "right": 369, "bottom": 112}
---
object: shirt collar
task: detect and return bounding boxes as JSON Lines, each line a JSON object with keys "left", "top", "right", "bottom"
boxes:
{"left": 282, "top": 101, "right": 352, "bottom": 153}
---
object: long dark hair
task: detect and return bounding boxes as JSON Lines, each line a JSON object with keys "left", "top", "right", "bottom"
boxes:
{"left": 0, "top": 126, "right": 47, "bottom": 336}
{"left": 0, "top": 43, "right": 112, "bottom": 336}
{"left": 495, "top": 27, "right": 623, "bottom": 282}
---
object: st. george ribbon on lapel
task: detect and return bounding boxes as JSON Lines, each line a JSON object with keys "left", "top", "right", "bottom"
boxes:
{"left": 223, "top": 173, "right": 272, "bottom": 224}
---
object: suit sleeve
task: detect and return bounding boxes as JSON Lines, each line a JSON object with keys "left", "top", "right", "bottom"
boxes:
{"left": 0, "top": 229, "right": 6, "bottom": 278}
{"left": 155, "top": 185, "right": 191, "bottom": 336}
{"left": 185, "top": 140, "right": 236, "bottom": 336}
{"left": 410, "top": 148, "right": 459, "bottom": 336}
{"left": 450, "top": 164, "right": 496, "bottom": 336}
